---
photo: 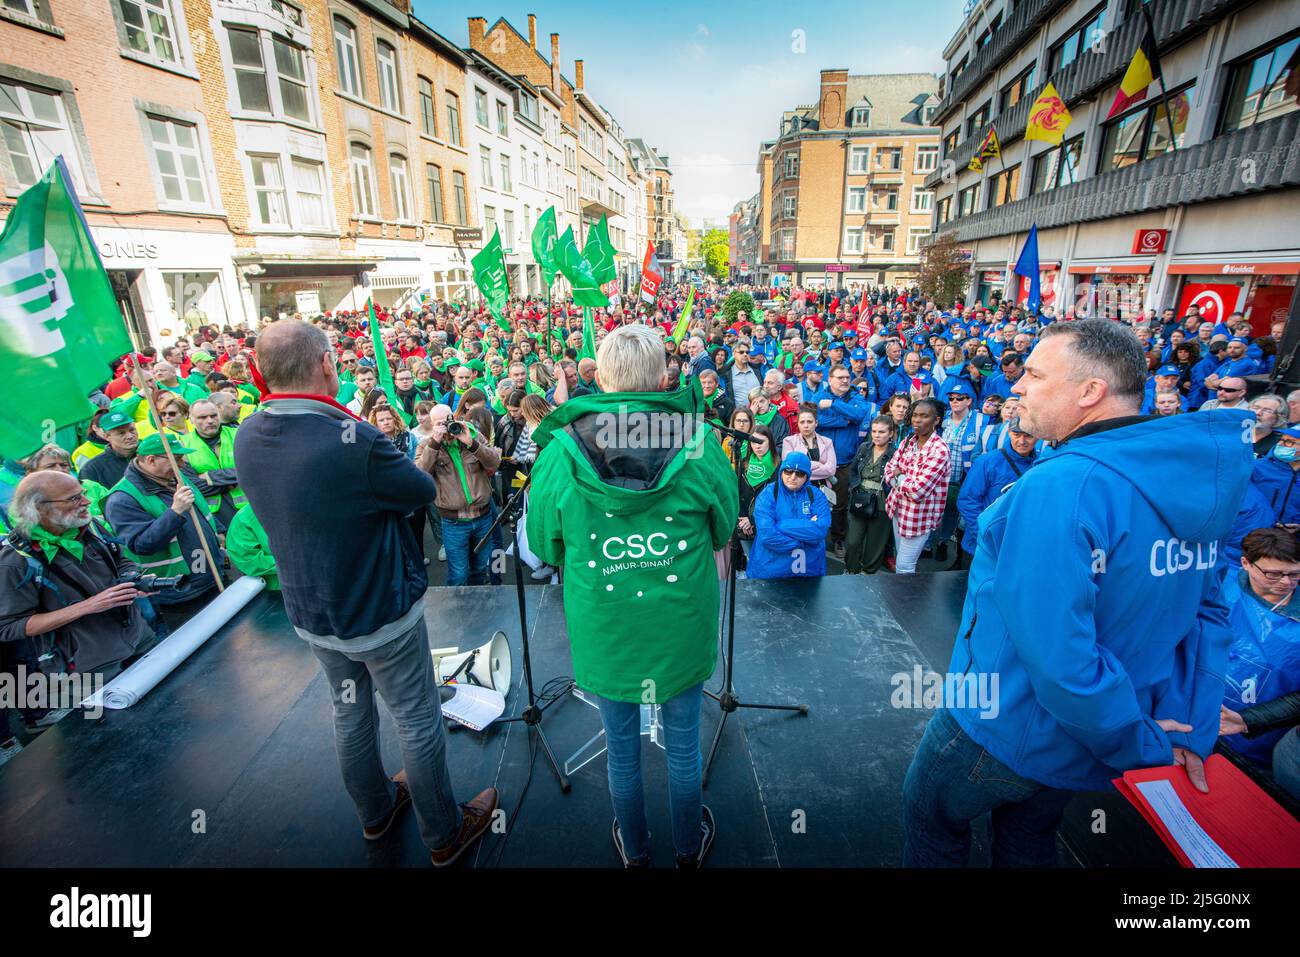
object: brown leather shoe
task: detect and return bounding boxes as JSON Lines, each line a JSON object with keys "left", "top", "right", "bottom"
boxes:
{"left": 362, "top": 771, "right": 411, "bottom": 841}
{"left": 429, "top": 787, "right": 499, "bottom": 868}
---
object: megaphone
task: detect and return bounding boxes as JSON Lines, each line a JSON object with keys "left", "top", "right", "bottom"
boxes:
{"left": 431, "top": 631, "right": 512, "bottom": 692}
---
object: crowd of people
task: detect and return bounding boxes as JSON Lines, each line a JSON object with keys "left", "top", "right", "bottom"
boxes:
{"left": 1, "top": 277, "right": 1297, "bottom": 867}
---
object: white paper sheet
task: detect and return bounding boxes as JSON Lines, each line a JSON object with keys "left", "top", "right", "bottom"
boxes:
{"left": 1134, "top": 779, "right": 1238, "bottom": 868}
{"left": 439, "top": 683, "right": 505, "bottom": 731}
{"left": 81, "top": 576, "right": 266, "bottom": 710}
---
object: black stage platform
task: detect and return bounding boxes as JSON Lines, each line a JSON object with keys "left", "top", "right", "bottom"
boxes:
{"left": 0, "top": 574, "right": 1182, "bottom": 868}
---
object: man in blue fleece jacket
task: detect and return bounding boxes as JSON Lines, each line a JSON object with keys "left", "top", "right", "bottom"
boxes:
{"left": 902, "top": 320, "right": 1253, "bottom": 867}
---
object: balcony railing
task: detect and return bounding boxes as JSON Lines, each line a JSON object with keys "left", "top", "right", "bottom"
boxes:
{"left": 934, "top": 111, "right": 1300, "bottom": 242}
{"left": 928, "top": 0, "right": 1255, "bottom": 190}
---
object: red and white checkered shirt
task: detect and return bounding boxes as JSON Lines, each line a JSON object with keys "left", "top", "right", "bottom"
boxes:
{"left": 883, "top": 432, "right": 952, "bottom": 538}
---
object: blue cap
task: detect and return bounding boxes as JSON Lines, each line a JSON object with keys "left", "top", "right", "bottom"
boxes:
{"left": 1229, "top": 336, "right": 1249, "bottom": 344}
{"left": 828, "top": 341, "right": 845, "bottom": 352}
{"left": 1276, "top": 427, "right": 1300, "bottom": 440}
{"left": 843, "top": 328, "right": 858, "bottom": 338}
{"left": 1156, "top": 364, "right": 1180, "bottom": 376}
{"left": 912, "top": 369, "right": 935, "bottom": 385}
{"left": 804, "top": 361, "right": 825, "bottom": 375}
{"left": 780, "top": 450, "right": 812, "bottom": 476}
{"left": 947, "top": 381, "right": 975, "bottom": 398}
{"left": 850, "top": 348, "right": 869, "bottom": 361}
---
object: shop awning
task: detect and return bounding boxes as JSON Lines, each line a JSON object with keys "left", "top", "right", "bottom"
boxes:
{"left": 1167, "top": 261, "right": 1300, "bottom": 275}
{"left": 1068, "top": 263, "right": 1154, "bottom": 275}
{"left": 232, "top": 255, "right": 384, "bottom": 268}
{"left": 367, "top": 274, "right": 421, "bottom": 290}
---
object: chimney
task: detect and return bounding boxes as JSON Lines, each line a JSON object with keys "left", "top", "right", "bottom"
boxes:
{"left": 575, "top": 59, "right": 584, "bottom": 91}
{"left": 528, "top": 14, "right": 537, "bottom": 50}
{"left": 467, "top": 17, "right": 487, "bottom": 51}
{"left": 550, "top": 33, "right": 560, "bottom": 91}
{"left": 818, "top": 68, "right": 849, "bottom": 130}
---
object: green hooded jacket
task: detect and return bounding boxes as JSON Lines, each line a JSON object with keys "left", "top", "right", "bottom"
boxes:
{"left": 526, "top": 380, "right": 739, "bottom": 703}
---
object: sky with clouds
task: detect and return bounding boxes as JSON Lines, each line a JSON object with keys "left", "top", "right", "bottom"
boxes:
{"left": 415, "top": 0, "right": 954, "bottom": 226}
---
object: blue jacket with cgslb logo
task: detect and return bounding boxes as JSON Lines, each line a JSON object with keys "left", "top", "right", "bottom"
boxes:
{"left": 947, "top": 410, "right": 1254, "bottom": 791}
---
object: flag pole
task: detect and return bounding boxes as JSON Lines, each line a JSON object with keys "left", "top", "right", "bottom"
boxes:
{"left": 124, "top": 356, "right": 224, "bottom": 594}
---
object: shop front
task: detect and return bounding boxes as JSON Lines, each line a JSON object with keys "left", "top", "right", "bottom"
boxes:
{"left": 1010, "top": 261, "right": 1061, "bottom": 311}
{"left": 1067, "top": 263, "right": 1153, "bottom": 320}
{"left": 235, "top": 257, "right": 380, "bottom": 321}
{"left": 89, "top": 225, "right": 244, "bottom": 347}
{"left": 974, "top": 266, "right": 1007, "bottom": 308}
{"left": 1167, "top": 261, "right": 1300, "bottom": 334}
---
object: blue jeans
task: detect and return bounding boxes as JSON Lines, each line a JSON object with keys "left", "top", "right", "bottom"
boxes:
{"left": 310, "top": 617, "right": 463, "bottom": 850}
{"left": 902, "top": 708, "right": 1074, "bottom": 867}
{"left": 593, "top": 683, "right": 704, "bottom": 862}
{"left": 441, "top": 510, "right": 494, "bottom": 586}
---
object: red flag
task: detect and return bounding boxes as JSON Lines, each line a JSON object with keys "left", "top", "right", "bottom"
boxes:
{"left": 639, "top": 241, "right": 663, "bottom": 304}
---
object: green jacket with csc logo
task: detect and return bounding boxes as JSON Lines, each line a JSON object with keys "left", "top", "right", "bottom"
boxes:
{"left": 527, "top": 380, "right": 739, "bottom": 703}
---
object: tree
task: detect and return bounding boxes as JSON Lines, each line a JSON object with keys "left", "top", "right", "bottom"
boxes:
{"left": 699, "top": 228, "right": 729, "bottom": 281}
{"left": 916, "top": 232, "right": 970, "bottom": 307}
{"left": 719, "top": 290, "right": 756, "bottom": 326}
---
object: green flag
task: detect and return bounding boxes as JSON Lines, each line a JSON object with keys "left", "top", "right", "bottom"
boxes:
{"left": 582, "top": 214, "right": 617, "bottom": 287}
{"left": 670, "top": 287, "right": 697, "bottom": 344}
{"left": 0, "top": 159, "right": 131, "bottom": 461}
{"left": 555, "top": 226, "right": 609, "bottom": 308}
{"left": 580, "top": 308, "right": 597, "bottom": 361}
{"left": 531, "top": 206, "right": 559, "bottom": 287}
{"left": 471, "top": 228, "right": 511, "bottom": 331}
{"left": 367, "top": 300, "right": 412, "bottom": 426}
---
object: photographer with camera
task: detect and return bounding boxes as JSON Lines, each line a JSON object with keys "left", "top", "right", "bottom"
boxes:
{"left": 0, "top": 472, "right": 155, "bottom": 699}
{"left": 416, "top": 404, "right": 501, "bottom": 586}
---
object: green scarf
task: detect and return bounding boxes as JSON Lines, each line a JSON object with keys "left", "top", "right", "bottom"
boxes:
{"left": 753, "top": 405, "right": 778, "bottom": 427}
{"left": 744, "top": 450, "right": 776, "bottom": 487}
{"left": 414, "top": 378, "right": 432, "bottom": 391}
{"left": 445, "top": 441, "right": 474, "bottom": 506}
{"left": 30, "top": 524, "right": 85, "bottom": 563}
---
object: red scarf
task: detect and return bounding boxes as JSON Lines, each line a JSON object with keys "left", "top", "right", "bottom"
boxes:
{"left": 261, "top": 393, "right": 361, "bottom": 420}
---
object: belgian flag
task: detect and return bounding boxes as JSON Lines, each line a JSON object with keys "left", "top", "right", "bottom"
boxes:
{"left": 1107, "top": 7, "right": 1162, "bottom": 119}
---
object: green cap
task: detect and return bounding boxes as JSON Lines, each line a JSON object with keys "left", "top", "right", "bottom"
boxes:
{"left": 190, "top": 350, "right": 215, "bottom": 362}
{"left": 136, "top": 432, "right": 192, "bottom": 458}
{"left": 465, "top": 358, "right": 486, "bottom": 373}
{"left": 99, "top": 410, "right": 134, "bottom": 432}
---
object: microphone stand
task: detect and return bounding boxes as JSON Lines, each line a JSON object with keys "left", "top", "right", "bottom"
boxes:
{"left": 702, "top": 420, "right": 808, "bottom": 788}
{"left": 473, "top": 474, "right": 570, "bottom": 792}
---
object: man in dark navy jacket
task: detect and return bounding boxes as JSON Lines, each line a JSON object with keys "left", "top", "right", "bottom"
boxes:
{"left": 235, "top": 320, "right": 496, "bottom": 868}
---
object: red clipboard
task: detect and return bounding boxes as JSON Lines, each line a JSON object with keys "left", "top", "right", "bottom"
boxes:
{"left": 1114, "top": 754, "right": 1300, "bottom": 868}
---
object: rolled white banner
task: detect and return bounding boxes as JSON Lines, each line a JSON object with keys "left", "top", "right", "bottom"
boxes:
{"left": 82, "top": 576, "right": 266, "bottom": 711}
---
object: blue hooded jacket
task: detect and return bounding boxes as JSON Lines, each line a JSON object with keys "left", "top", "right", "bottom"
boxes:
{"left": 815, "top": 391, "right": 872, "bottom": 464}
{"left": 1220, "top": 572, "right": 1300, "bottom": 766}
{"left": 1250, "top": 453, "right": 1300, "bottom": 525}
{"left": 747, "top": 450, "right": 831, "bottom": 580}
{"left": 947, "top": 410, "right": 1254, "bottom": 791}
{"left": 956, "top": 443, "right": 1036, "bottom": 554}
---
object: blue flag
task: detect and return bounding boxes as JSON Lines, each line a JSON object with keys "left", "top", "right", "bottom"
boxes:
{"left": 1013, "top": 224, "right": 1041, "bottom": 314}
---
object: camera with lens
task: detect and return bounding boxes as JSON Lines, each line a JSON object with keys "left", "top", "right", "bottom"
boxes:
{"left": 446, "top": 420, "right": 467, "bottom": 438}
{"left": 118, "top": 571, "right": 184, "bottom": 591}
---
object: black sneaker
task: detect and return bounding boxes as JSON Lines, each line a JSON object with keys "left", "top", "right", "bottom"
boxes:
{"left": 612, "top": 819, "right": 650, "bottom": 868}
{"left": 676, "top": 805, "right": 716, "bottom": 868}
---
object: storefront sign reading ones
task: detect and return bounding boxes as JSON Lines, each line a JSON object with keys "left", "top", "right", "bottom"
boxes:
{"left": 98, "top": 240, "right": 159, "bottom": 260}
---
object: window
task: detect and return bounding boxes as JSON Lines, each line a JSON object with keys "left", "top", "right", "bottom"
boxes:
{"left": 273, "top": 37, "right": 309, "bottom": 121}
{"left": 783, "top": 192, "right": 796, "bottom": 218}
{"left": 496, "top": 100, "right": 508, "bottom": 136}
{"left": 879, "top": 229, "right": 895, "bottom": 252}
{"left": 0, "top": 81, "right": 87, "bottom": 192}
{"left": 915, "top": 145, "right": 939, "bottom": 173}
{"left": 389, "top": 154, "right": 410, "bottom": 221}
{"left": 350, "top": 142, "right": 376, "bottom": 217}
{"left": 952, "top": 54, "right": 969, "bottom": 82}
{"left": 270, "top": 0, "right": 301, "bottom": 26}
{"left": 147, "top": 114, "right": 208, "bottom": 206}
{"left": 1049, "top": 5, "right": 1106, "bottom": 75}
{"left": 452, "top": 170, "right": 467, "bottom": 224}
{"left": 958, "top": 184, "right": 979, "bottom": 217}
{"left": 503, "top": 209, "right": 514, "bottom": 249}
{"left": 923, "top": 104, "right": 938, "bottom": 125}
{"left": 483, "top": 204, "right": 496, "bottom": 238}
{"left": 333, "top": 16, "right": 362, "bottom": 97}
{"left": 1219, "top": 34, "right": 1300, "bottom": 134}
{"left": 499, "top": 153, "right": 512, "bottom": 193}
{"left": 987, "top": 162, "right": 1021, "bottom": 208}
{"left": 118, "top": 0, "right": 179, "bottom": 65}
{"left": 943, "top": 128, "right": 959, "bottom": 157}
{"left": 780, "top": 229, "right": 794, "bottom": 259}
{"left": 784, "top": 151, "right": 799, "bottom": 178}
{"left": 228, "top": 28, "right": 270, "bottom": 112}
{"left": 518, "top": 92, "right": 538, "bottom": 125}
{"left": 4, "top": 0, "right": 36, "bottom": 14}
{"left": 1098, "top": 83, "right": 1195, "bottom": 173}
{"left": 911, "top": 188, "right": 933, "bottom": 213}
{"left": 847, "top": 186, "right": 866, "bottom": 212}
{"left": 877, "top": 188, "right": 899, "bottom": 211}
{"left": 480, "top": 146, "right": 493, "bottom": 187}
{"left": 1031, "top": 134, "right": 1084, "bottom": 192}
{"left": 850, "top": 145, "right": 870, "bottom": 173}
{"left": 425, "top": 163, "right": 444, "bottom": 221}
{"left": 446, "top": 92, "right": 461, "bottom": 146}
{"left": 966, "top": 100, "right": 990, "bottom": 138}
{"left": 852, "top": 106, "right": 871, "bottom": 127}
{"left": 564, "top": 143, "right": 576, "bottom": 171}
{"left": 375, "top": 40, "right": 400, "bottom": 112}
{"left": 907, "top": 228, "right": 930, "bottom": 255}
{"left": 937, "top": 195, "right": 953, "bottom": 224}
{"left": 249, "top": 154, "right": 287, "bottom": 225}
{"left": 292, "top": 158, "right": 326, "bottom": 227}
{"left": 877, "top": 147, "right": 902, "bottom": 170}
{"left": 999, "top": 64, "right": 1036, "bottom": 114}
{"left": 844, "top": 228, "right": 864, "bottom": 254}
{"left": 474, "top": 87, "right": 489, "bottom": 127}
{"left": 418, "top": 77, "right": 437, "bottom": 136}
